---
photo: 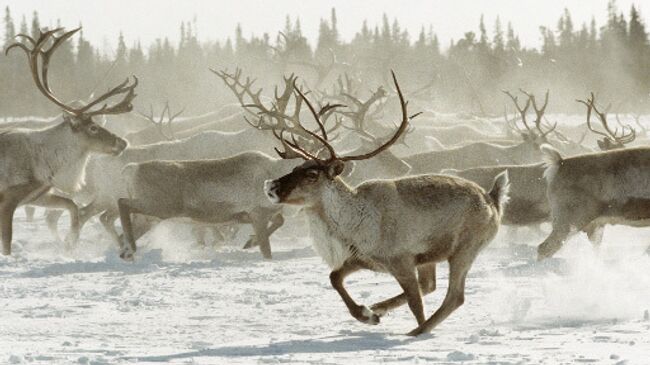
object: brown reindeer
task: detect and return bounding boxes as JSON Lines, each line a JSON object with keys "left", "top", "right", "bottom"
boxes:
{"left": 264, "top": 72, "right": 509, "bottom": 335}
{"left": 538, "top": 143, "right": 650, "bottom": 259}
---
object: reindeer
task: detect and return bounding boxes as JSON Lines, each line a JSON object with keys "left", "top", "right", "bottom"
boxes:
{"left": 404, "top": 89, "right": 589, "bottom": 175}
{"left": 264, "top": 72, "right": 510, "bottom": 336}
{"left": 443, "top": 163, "right": 549, "bottom": 228}
{"left": 538, "top": 143, "right": 650, "bottom": 259}
{"left": 578, "top": 93, "right": 636, "bottom": 151}
{"left": 116, "top": 151, "right": 303, "bottom": 260}
{"left": 114, "top": 72, "right": 344, "bottom": 260}
{"left": 0, "top": 27, "right": 135, "bottom": 255}
{"left": 56, "top": 131, "right": 270, "bottom": 250}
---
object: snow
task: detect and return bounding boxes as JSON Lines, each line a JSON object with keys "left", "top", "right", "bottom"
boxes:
{"left": 1, "top": 210, "right": 649, "bottom": 364}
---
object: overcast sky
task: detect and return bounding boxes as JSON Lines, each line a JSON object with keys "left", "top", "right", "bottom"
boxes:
{"left": 3, "top": 0, "right": 643, "bottom": 54}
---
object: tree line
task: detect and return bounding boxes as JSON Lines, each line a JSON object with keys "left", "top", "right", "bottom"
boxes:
{"left": 1, "top": 1, "right": 649, "bottom": 118}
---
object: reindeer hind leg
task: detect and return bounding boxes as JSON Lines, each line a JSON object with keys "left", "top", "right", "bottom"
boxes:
{"left": 371, "top": 262, "right": 436, "bottom": 316}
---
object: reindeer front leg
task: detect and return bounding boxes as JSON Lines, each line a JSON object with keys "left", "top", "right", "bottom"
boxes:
{"left": 117, "top": 198, "right": 140, "bottom": 260}
{"left": 33, "top": 193, "right": 80, "bottom": 249}
{"left": 1, "top": 183, "right": 45, "bottom": 255}
{"left": 329, "top": 260, "right": 380, "bottom": 325}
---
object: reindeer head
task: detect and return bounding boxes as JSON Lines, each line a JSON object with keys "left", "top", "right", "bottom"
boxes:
{"left": 265, "top": 72, "right": 416, "bottom": 207}
{"left": 6, "top": 27, "right": 136, "bottom": 156}
{"left": 577, "top": 93, "right": 636, "bottom": 151}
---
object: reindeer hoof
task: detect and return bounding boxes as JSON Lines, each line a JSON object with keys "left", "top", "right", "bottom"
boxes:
{"left": 119, "top": 250, "right": 134, "bottom": 261}
{"left": 358, "top": 306, "right": 380, "bottom": 325}
{"left": 406, "top": 327, "right": 425, "bottom": 337}
{"left": 369, "top": 304, "right": 388, "bottom": 317}
{"left": 244, "top": 235, "right": 259, "bottom": 249}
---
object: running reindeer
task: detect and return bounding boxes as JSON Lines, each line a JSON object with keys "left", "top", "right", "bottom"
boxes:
{"left": 115, "top": 71, "right": 345, "bottom": 260}
{"left": 264, "top": 72, "right": 510, "bottom": 336}
{"left": 537, "top": 93, "right": 650, "bottom": 259}
{"left": 1, "top": 27, "right": 135, "bottom": 255}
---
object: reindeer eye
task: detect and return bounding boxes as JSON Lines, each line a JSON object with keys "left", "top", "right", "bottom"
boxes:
{"left": 88, "top": 125, "right": 99, "bottom": 134}
{"left": 305, "top": 169, "right": 319, "bottom": 181}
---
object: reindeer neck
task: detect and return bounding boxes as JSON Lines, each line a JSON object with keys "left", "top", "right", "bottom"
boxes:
{"left": 303, "top": 177, "right": 373, "bottom": 269}
{"left": 311, "top": 178, "right": 367, "bottom": 239}
{"left": 31, "top": 120, "right": 90, "bottom": 192}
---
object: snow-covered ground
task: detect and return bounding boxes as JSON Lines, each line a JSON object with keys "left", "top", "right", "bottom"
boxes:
{"left": 1, "top": 210, "right": 649, "bottom": 364}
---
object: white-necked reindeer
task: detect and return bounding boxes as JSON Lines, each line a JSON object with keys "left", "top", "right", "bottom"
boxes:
{"left": 1, "top": 28, "right": 135, "bottom": 255}
{"left": 264, "top": 72, "right": 509, "bottom": 336}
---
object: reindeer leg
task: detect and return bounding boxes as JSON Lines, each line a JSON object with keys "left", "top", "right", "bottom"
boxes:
{"left": 99, "top": 210, "right": 121, "bottom": 248}
{"left": 78, "top": 202, "right": 104, "bottom": 232}
{"left": 371, "top": 263, "right": 436, "bottom": 316}
{"left": 244, "top": 212, "right": 284, "bottom": 249}
{"left": 24, "top": 206, "right": 36, "bottom": 222}
{"left": 248, "top": 208, "right": 279, "bottom": 259}
{"left": 329, "top": 260, "right": 380, "bottom": 325}
{"left": 388, "top": 257, "right": 425, "bottom": 325}
{"left": 251, "top": 218, "right": 272, "bottom": 259}
{"left": 210, "top": 226, "right": 227, "bottom": 244}
{"left": 34, "top": 194, "right": 80, "bottom": 249}
{"left": 1, "top": 183, "right": 43, "bottom": 255}
{"left": 584, "top": 223, "right": 605, "bottom": 249}
{"left": 45, "top": 210, "right": 64, "bottom": 242}
{"left": 191, "top": 225, "right": 209, "bottom": 248}
{"left": 537, "top": 221, "right": 571, "bottom": 260}
{"left": 407, "top": 256, "right": 471, "bottom": 336}
{"left": 117, "top": 198, "right": 141, "bottom": 260}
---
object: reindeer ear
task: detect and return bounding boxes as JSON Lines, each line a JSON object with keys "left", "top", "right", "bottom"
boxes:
{"left": 63, "top": 112, "right": 82, "bottom": 129}
{"left": 341, "top": 161, "right": 355, "bottom": 177}
{"left": 327, "top": 160, "right": 346, "bottom": 178}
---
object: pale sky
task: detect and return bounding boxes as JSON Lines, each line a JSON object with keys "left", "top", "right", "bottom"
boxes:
{"left": 2, "top": 0, "right": 643, "bottom": 55}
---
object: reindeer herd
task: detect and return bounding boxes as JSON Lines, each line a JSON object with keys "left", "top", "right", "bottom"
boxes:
{"left": 2, "top": 27, "right": 649, "bottom": 335}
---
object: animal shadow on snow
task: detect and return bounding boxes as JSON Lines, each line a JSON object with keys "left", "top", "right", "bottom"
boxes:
{"left": 127, "top": 331, "right": 421, "bottom": 362}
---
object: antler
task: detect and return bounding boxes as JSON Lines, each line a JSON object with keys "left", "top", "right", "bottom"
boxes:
{"left": 502, "top": 90, "right": 532, "bottom": 133}
{"left": 213, "top": 68, "right": 299, "bottom": 130}
{"left": 339, "top": 86, "right": 388, "bottom": 140}
{"left": 520, "top": 89, "right": 555, "bottom": 138}
{"left": 214, "top": 68, "right": 344, "bottom": 143}
{"left": 503, "top": 105, "right": 525, "bottom": 135}
{"left": 577, "top": 92, "right": 636, "bottom": 150}
{"left": 6, "top": 27, "right": 137, "bottom": 118}
{"left": 78, "top": 77, "right": 138, "bottom": 117}
{"left": 276, "top": 71, "right": 419, "bottom": 163}
{"left": 138, "top": 102, "right": 184, "bottom": 140}
{"left": 616, "top": 112, "right": 645, "bottom": 138}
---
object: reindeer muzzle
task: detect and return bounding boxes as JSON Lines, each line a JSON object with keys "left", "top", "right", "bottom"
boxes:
{"left": 112, "top": 138, "right": 128, "bottom": 156}
{"left": 264, "top": 180, "right": 281, "bottom": 204}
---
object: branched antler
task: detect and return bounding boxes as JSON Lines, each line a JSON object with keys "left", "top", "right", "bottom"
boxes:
{"left": 138, "top": 102, "right": 184, "bottom": 141}
{"left": 275, "top": 71, "right": 420, "bottom": 163}
{"left": 6, "top": 27, "right": 138, "bottom": 118}
{"left": 577, "top": 92, "right": 636, "bottom": 150}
